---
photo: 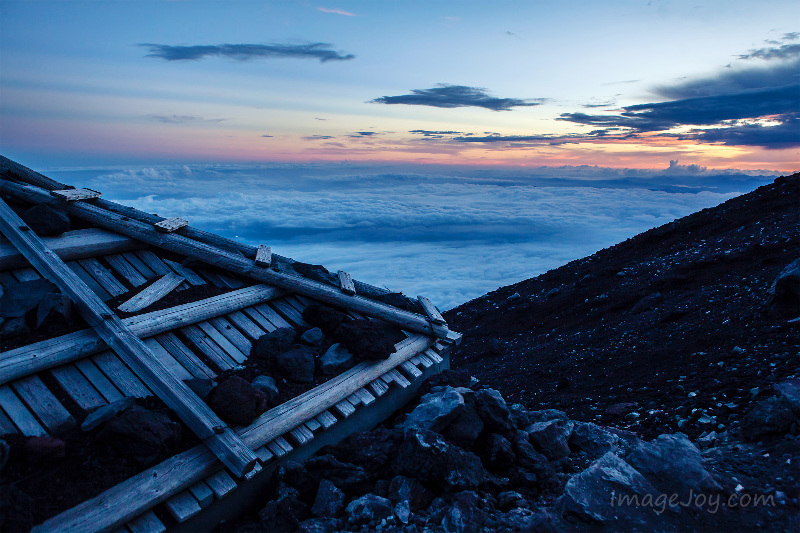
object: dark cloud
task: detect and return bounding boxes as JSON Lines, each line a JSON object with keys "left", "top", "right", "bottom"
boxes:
{"left": 303, "top": 135, "right": 335, "bottom": 140}
{"left": 140, "top": 42, "right": 354, "bottom": 62}
{"left": 370, "top": 84, "right": 547, "bottom": 111}
{"left": 148, "top": 114, "right": 224, "bottom": 124}
{"left": 349, "top": 131, "right": 378, "bottom": 137}
{"left": 783, "top": 32, "right": 799, "bottom": 41}
{"left": 738, "top": 43, "right": 800, "bottom": 61}
{"left": 668, "top": 114, "right": 800, "bottom": 149}
{"left": 261, "top": 134, "right": 274, "bottom": 138}
{"left": 409, "top": 130, "right": 463, "bottom": 137}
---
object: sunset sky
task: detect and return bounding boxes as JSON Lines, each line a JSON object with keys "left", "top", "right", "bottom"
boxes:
{"left": 2, "top": 0, "right": 798, "bottom": 170}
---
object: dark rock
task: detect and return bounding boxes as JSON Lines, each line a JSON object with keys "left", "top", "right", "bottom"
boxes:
{"left": 21, "top": 203, "right": 71, "bottom": 236}
{"left": 302, "top": 304, "right": 351, "bottom": 335}
{"left": 259, "top": 486, "right": 310, "bottom": 532}
{"left": 394, "top": 499, "right": 411, "bottom": 525}
{"left": 525, "top": 420, "right": 572, "bottom": 460}
{"left": 388, "top": 475, "right": 432, "bottom": 510}
{"left": 300, "top": 327, "right": 324, "bottom": 346}
{"left": 274, "top": 345, "right": 316, "bottom": 383}
{"left": 441, "top": 388, "right": 484, "bottom": 448}
{"left": 0, "top": 278, "right": 59, "bottom": 318}
{"left": 305, "top": 455, "right": 372, "bottom": 496}
{"left": 99, "top": 406, "right": 181, "bottom": 466}
{"left": 35, "top": 292, "right": 74, "bottom": 329}
{"left": 0, "top": 317, "right": 30, "bottom": 339}
{"left": 183, "top": 378, "right": 216, "bottom": 400}
{"left": 81, "top": 397, "right": 135, "bottom": 432}
{"left": 297, "top": 518, "right": 342, "bottom": 533}
{"left": 625, "top": 433, "right": 721, "bottom": 499}
{"left": 767, "top": 258, "right": 800, "bottom": 316}
{"left": 318, "top": 343, "right": 354, "bottom": 376}
{"left": 486, "top": 433, "right": 516, "bottom": 471}
{"left": 23, "top": 436, "right": 66, "bottom": 461}
{"left": 0, "top": 483, "right": 33, "bottom": 533}
{"left": 251, "top": 375, "right": 279, "bottom": 405}
{"left": 403, "top": 386, "right": 465, "bottom": 433}
{"left": 291, "top": 263, "right": 338, "bottom": 285}
{"left": 418, "top": 369, "right": 473, "bottom": 397}
{"left": 334, "top": 427, "right": 400, "bottom": 474}
{"left": 474, "top": 388, "right": 514, "bottom": 434}
{"left": 311, "top": 479, "right": 345, "bottom": 518}
{"left": 209, "top": 376, "right": 267, "bottom": 426}
{"left": 497, "top": 491, "right": 527, "bottom": 511}
{"left": 280, "top": 461, "right": 317, "bottom": 501}
{"left": 630, "top": 292, "right": 663, "bottom": 314}
{"left": 345, "top": 493, "right": 393, "bottom": 526}
{"left": 604, "top": 402, "right": 638, "bottom": 417}
{"left": 740, "top": 395, "right": 798, "bottom": 441}
{"left": 775, "top": 379, "right": 800, "bottom": 414}
{"left": 394, "top": 428, "right": 486, "bottom": 491}
{"left": 511, "top": 432, "right": 558, "bottom": 490}
{"left": 251, "top": 327, "right": 296, "bottom": 359}
{"left": 441, "top": 491, "right": 485, "bottom": 533}
{"left": 511, "top": 407, "right": 568, "bottom": 429}
{"left": 569, "top": 421, "right": 621, "bottom": 458}
{"left": 0, "top": 439, "right": 8, "bottom": 473}
{"left": 555, "top": 376, "right": 572, "bottom": 390}
{"left": 333, "top": 319, "right": 396, "bottom": 361}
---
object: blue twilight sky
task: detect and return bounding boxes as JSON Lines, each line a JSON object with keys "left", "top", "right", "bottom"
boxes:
{"left": 1, "top": 0, "right": 798, "bottom": 169}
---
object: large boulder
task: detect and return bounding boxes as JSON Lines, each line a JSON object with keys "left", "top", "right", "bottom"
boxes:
{"left": 394, "top": 428, "right": 486, "bottom": 491}
{"left": 300, "top": 327, "right": 324, "bottom": 346}
{"left": 440, "top": 490, "right": 485, "bottom": 533}
{"left": 251, "top": 375, "right": 279, "bottom": 406}
{"left": 251, "top": 327, "right": 296, "bottom": 359}
{"left": 510, "top": 406, "right": 568, "bottom": 429}
{"left": 21, "top": 203, "right": 71, "bottom": 236}
{"left": 302, "top": 304, "right": 351, "bottom": 335}
{"left": 403, "top": 387, "right": 465, "bottom": 433}
{"left": 345, "top": 494, "right": 393, "bottom": 526}
{"left": 0, "top": 279, "right": 59, "bottom": 319}
{"left": 333, "top": 319, "right": 396, "bottom": 361}
{"left": 441, "top": 388, "right": 484, "bottom": 448}
{"left": 318, "top": 343, "right": 355, "bottom": 376}
{"left": 625, "top": 433, "right": 721, "bottom": 499}
{"left": 569, "top": 421, "right": 621, "bottom": 459}
{"left": 767, "top": 258, "right": 800, "bottom": 316}
{"left": 259, "top": 486, "right": 310, "bottom": 532}
{"left": 311, "top": 479, "right": 345, "bottom": 518}
{"left": 274, "top": 345, "right": 316, "bottom": 383}
{"left": 304, "top": 455, "right": 372, "bottom": 496}
{"left": 333, "top": 427, "right": 400, "bottom": 475}
{"left": 388, "top": 475, "right": 432, "bottom": 510}
{"left": 99, "top": 406, "right": 181, "bottom": 466}
{"left": 740, "top": 395, "right": 799, "bottom": 441}
{"left": 775, "top": 379, "right": 800, "bottom": 414}
{"left": 525, "top": 419, "right": 572, "bottom": 460}
{"left": 485, "top": 433, "right": 516, "bottom": 472}
{"left": 474, "top": 388, "right": 515, "bottom": 434}
{"left": 209, "top": 376, "right": 268, "bottom": 426}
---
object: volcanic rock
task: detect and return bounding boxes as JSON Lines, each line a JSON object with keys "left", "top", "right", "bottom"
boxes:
{"left": 524, "top": 419, "right": 572, "bottom": 460}
{"left": 251, "top": 375, "right": 279, "bottom": 405}
{"left": 311, "top": 479, "right": 345, "bottom": 518}
{"left": 333, "top": 319, "right": 396, "bottom": 361}
{"left": 274, "top": 345, "right": 316, "bottom": 383}
{"left": 403, "top": 386, "right": 465, "bottom": 433}
{"left": 485, "top": 433, "right": 516, "bottom": 471}
{"left": 441, "top": 387, "right": 484, "bottom": 448}
{"left": 251, "top": 327, "right": 296, "bottom": 360}
{"left": 259, "top": 486, "right": 309, "bottom": 532}
{"left": 209, "top": 376, "right": 268, "bottom": 426}
{"left": 345, "top": 494, "right": 393, "bottom": 526}
{"left": 318, "top": 343, "right": 354, "bottom": 376}
{"left": 300, "top": 327, "right": 324, "bottom": 346}
{"left": 302, "top": 304, "right": 351, "bottom": 335}
{"left": 99, "top": 406, "right": 181, "bottom": 466}
{"left": 474, "top": 388, "right": 514, "bottom": 434}
{"left": 21, "top": 204, "right": 70, "bottom": 236}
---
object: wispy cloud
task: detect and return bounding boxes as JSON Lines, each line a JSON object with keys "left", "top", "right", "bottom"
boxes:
{"left": 370, "top": 84, "right": 547, "bottom": 111}
{"left": 261, "top": 134, "right": 274, "bottom": 138}
{"left": 303, "top": 134, "right": 335, "bottom": 140}
{"left": 147, "top": 114, "right": 225, "bottom": 124}
{"left": 140, "top": 42, "right": 355, "bottom": 62}
{"left": 317, "top": 7, "right": 356, "bottom": 16}
{"left": 349, "top": 131, "right": 378, "bottom": 137}
{"left": 737, "top": 43, "right": 800, "bottom": 61}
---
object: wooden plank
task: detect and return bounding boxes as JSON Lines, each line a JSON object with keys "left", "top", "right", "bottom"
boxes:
{"left": 266, "top": 440, "right": 288, "bottom": 458}
{"left": 417, "top": 295, "right": 446, "bottom": 325}
{"left": 188, "top": 481, "right": 215, "bottom": 508}
{"left": 165, "top": 491, "right": 201, "bottom": 522}
{"left": 209, "top": 316, "right": 252, "bottom": 355}
{"left": 253, "top": 303, "right": 293, "bottom": 330}
{"left": 196, "top": 269, "right": 226, "bottom": 288}
{"left": 78, "top": 257, "right": 127, "bottom": 297}
{"left": 274, "top": 436, "right": 293, "bottom": 454}
{"left": 51, "top": 188, "right": 100, "bottom": 201}
{"left": 92, "top": 352, "right": 151, "bottom": 398}
{"left": 122, "top": 251, "right": 156, "bottom": 279}
{"left": 255, "top": 245, "right": 271, "bottom": 267}
{"left": 0, "top": 407, "right": 19, "bottom": 435}
{"left": 401, "top": 361, "right": 423, "bottom": 379}
{"left": 424, "top": 348, "right": 443, "bottom": 364}
{"left": 143, "top": 338, "right": 193, "bottom": 381}
{"left": 155, "top": 332, "right": 216, "bottom": 380}
{"left": 50, "top": 365, "right": 107, "bottom": 411}
{"left": 338, "top": 270, "right": 355, "bottom": 295}
{"left": 161, "top": 258, "right": 205, "bottom": 286}
{"left": 217, "top": 273, "right": 245, "bottom": 289}
{"left": 196, "top": 322, "right": 246, "bottom": 364}
{"left": 266, "top": 300, "right": 307, "bottom": 328}
{"left": 241, "top": 307, "right": 277, "bottom": 333}
{"left": 416, "top": 353, "right": 434, "bottom": 368}
{"left": 117, "top": 273, "right": 184, "bottom": 313}
{"left": 226, "top": 310, "right": 265, "bottom": 341}
{"left": 205, "top": 470, "right": 237, "bottom": 499}
{"left": 0, "top": 385, "right": 47, "bottom": 436}
{"left": 385, "top": 368, "right": 411, "bottom": 388}
{"left": 333, "top": 399, "right": 356, "bottom": 418}
{"left": 74, "top": 359, "right": 124, "bottom": 403}
{"left": 12, "top": 267, "right": 39, "bottom": 281}
{"left": 353, "top": 387, "right": 376, "bottom": 406}
{"left": 67, "top": 260, "right": 112, "bottom": 301}
{"left": 181, "top": 325, "right": 236, "bottom": 371}
{"left": 346, "top": 393, "right": 361, "bottom": 407}
{"left": 368, "top": 379, "right": 389, "bottom": 397}
{"left": 134, "top": 250, "right": 171, "bottom": 276}
{"left": 154, "top": 217, "right": 188, "bottom": 233}
{"left": 254, "top": 445, "right": 274, "bottom": 463}
{"left": 0, "top": 229, "right": 141, "bottom": 271}
{"left": 105, "top": 254, "right": 148, "bottom": 287}
{"left": 289, "top": 424, "right": 314, "bottom": 445}
{"left": 11, "top": 375, "right": 75, "bottom": 434}
{"left": 126, "top": 511, "right": 166, "bottom": 533}
{"left": 315, "top": 410, "right": 337, "bottom": 429}
{"left": 304, "top": 418, "right": 322, "bottom": 433}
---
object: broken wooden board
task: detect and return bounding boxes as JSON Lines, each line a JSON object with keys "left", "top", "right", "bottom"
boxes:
{"left": 154, "top": 217, "right": 188, "bottom": 233}
{"left": 255, "top": 245, "right": 271, "bottom": 267}
{"left": 117, "top": 273, "right": 184, "bottom": 313}
{"left": 51, "top": 188, "right": 101, "bottom": 201}
{"left": 417, "top": 295, "right": 446, "bottom": 325}
{"left": 338, "top": 270, "right": 355, "bottom": 295}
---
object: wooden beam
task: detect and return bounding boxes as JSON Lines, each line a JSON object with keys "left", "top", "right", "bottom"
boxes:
{"left": 0, "top": 197, "right": 258, "bottom": 478}
{"left": 117, "top": 273, "right": 184, "bottom": 313}
{"left": 0, "top": 228, "right": 142, "bottom": 271}
{"left": 0, "top": 284, "right": 283, "bottom": 385}
{"left": 417, "top": 295, "right": 446, "bottom": 325}
{"left": 254, "top": 245, "right": 271, "bottom": 267}
{"left": 0, "top": 180, "right": 454, "bottom": 340}
{"left": 338, "top": 270, "right": 355, "bottom": 295}
{"left": 51, "top": 188, "right": 101, "bottom": 201}
{"left": 155, "top": 217, "right": 188, "bottom": 233}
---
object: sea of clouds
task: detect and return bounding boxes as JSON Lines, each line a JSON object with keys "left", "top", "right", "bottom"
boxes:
{"left": 45, "top": 162, "right": 778, "bottom": 310}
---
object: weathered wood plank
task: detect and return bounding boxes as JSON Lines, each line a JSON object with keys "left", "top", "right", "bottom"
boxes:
{"left": 253, "top": 303, "right": 293, "bottom": 329}
{"left": 205, "top": 470, "right": 237, "bottom": 499}
{"left": 289, "top": 425, "right": 314, "bottom": 445}
{"left": 338, "top": 270, "right": 355, "bottom": 295}
{"left": 78, "top": 257, "right": 127, "bottom": 296}
{"left": 334, "top": 400, "right": 356, "bottom": 418}
{"left": 197, "top": 321, "right": 246, "bottom": 364}
{"left": 197, "top": 269, "right": 226, "bottom": 288}
{"left": 12, "top": 267, "right": 39, "bottom": 281}
{"left": 266, "top": 440, "right": 289, "bottom": 458}
{"left": 51, "top": 188, "right": 101, "bottom": 201}
{"left": 254, "top": 445, "right": 274, "bottom": 463}
{"left": 181, "top": 325, "right": 236, "bottom": 371}
{"left": 0, "top": 407, "right": 19, "bottom": 435}
{"left": 255, "top": 245, "right": 271, "bottom": 267}
{"left": 11, "top": 375, "right": 75, "bottom": 435}
{"left": 154, "top": 217, "right": 188, "bottom": 233}
{"left": 353, "top": 387, "right": 376, "bottom": 406}
{"left": 368, "top": 379, "right": 389, "bottom": 397}
{"left": 188, "top": 481, "right": 215, "bottom": 508}
{"left": 117, "top": 273, "right": 184, "bottom": 313}
{"left": 304, "top": 418, "right": 322, "bottom": 433}
{"left": 401, "top": 361, "right": 423, "bottom": 379}
{"left": 50, "top": 365, "right": 107, "bottom": 411}
{"left": 225, "top": 310, "right": 265, "bottom": 341}
{"left": 217, "top": 273, "right": 245, "bottom": 289}
{"left": 417, "top": 295, "right": 446, "bottom": 325}
{"left": 209, "top": 316, "right": 252, "bottom": 355}
{"left": 315, "top": 410, "right": 337, "bottom": 429}
{"left": 143, "top": 338, "right": 193, "bottom": 381}
{"left": 240, "top": 307, "right": 277, "bottom": 333}
{"left": 74, "top": 359, "right": 124, "bottom": 403}
{"left": 268, "top": 299, "right": 308, "bottom": 328}
{"left": 424, "top": 348, "right": 443, "bottom": 364}
{"left": 161, "top": 258, "right": 205, "bottom": 286}
{"left": 274, "top": 436, "right": 293, "bottom": 454}
{"left": 416, "top": 353, "right": 434, "bottom": 368}
{"left": 165, "top": 491, "right": 201, "bottom": 522}
{"left": 134, "top": 250, "right": 171, "bottom": 276}
{"left": 155, "top": 332, "right": 216, "bottom": 380}
{"left": 0, "top": 228, "right": 141, "bottom": 271}
{"left": 67, "top": 261, "right": 112, "bottom": 301}
{"left": 0, "top": 385, "right": 47, "bottom": 436}
{"left": 126, "top": 511, "right": 166, "bottom": 533}
{"left": 92, "top": 352, "right": 151, "bottom": 398}
{"left": 105, "top": 254, "right": 148, "bottom": 287}
{"left": 122, "top": 251, "right": 156, "bottom": 279}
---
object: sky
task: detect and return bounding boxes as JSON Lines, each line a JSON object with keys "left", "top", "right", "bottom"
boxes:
{"left": 0, "top": 1, "right": 797, "bottom": 309}
{"left": 1, "top": 0, "right": 798, "bottom": 170}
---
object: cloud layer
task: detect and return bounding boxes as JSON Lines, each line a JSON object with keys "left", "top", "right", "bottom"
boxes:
{"left": 141, "top": 42, "right": 354, "bottom": 62}
{"left": 371, "top": 84, "right": 546, "bottom": 111}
